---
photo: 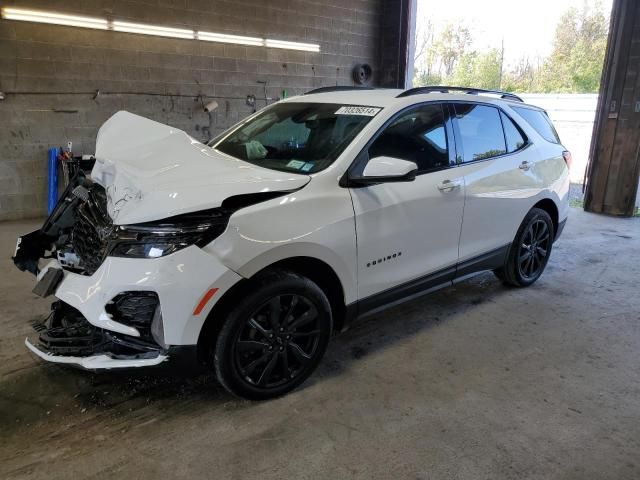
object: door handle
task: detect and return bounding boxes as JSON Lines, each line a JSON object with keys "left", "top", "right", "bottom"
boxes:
{"left": 437, "top": 179, "right": 462, "bottom": 192}
{"left": 519, "top": 161, "right": 530, "bottom": 171}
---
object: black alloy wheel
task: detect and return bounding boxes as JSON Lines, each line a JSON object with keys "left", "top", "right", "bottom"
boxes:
{"left": 234, "top": 294, "right": 323, "bottom": 388}
{"left": 518, "top": 218, "right": 551, "bottom": 280}
{"left": 213, "top": 271, "right": 332, "bottom": 400}
{"left": 494, "top": 207, "right": 555, "bottom": 287}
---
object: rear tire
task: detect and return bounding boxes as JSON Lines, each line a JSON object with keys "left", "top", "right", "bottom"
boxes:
{"left": 213, "top": 271, "right": 332, "bottom": 400}
{"left": 494, "top": 207, "right": 554, "bottom": 287}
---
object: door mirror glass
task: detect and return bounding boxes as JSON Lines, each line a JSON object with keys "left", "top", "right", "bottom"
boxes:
{"left": 355, "top": 156, "right": 418, "bottom": 184}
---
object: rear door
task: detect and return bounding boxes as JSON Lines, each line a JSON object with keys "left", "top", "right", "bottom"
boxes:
{"left": 350, "top": 102, "right": 465, "bottom": 301}
{"left": 451, "top": 102, "right": 543, "bottom": 264}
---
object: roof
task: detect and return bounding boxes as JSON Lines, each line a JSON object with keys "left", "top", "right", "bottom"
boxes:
{"left": 283, "top": 88, "right": 403, "bottom": 107}
{"left": 284, "top": 87, "right": 533, "bottom": 109}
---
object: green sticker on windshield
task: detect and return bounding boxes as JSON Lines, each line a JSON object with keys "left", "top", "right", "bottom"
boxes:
{"left": 286, "top": 160, "right": 305, "bottom": 169}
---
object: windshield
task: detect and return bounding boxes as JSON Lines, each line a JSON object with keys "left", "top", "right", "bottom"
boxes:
{"left": 212, "top": 102, "right": 380, "bottom": 174}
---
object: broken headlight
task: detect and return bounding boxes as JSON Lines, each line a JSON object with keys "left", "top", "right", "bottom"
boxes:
{"left": 109, "top": 208, "right": 231, "bottom": 259}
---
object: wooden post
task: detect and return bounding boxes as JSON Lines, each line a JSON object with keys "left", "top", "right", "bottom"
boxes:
{"left": 584, "top": 0, "right": 640, "bottom": 217}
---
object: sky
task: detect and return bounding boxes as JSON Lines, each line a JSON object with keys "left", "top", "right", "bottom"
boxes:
{"left": 415, "top": 0, "right": 613, "bottom": 68}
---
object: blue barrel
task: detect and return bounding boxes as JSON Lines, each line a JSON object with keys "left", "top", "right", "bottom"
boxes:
{"left": 47, "top": 147, "right": 59, "bottom": 214}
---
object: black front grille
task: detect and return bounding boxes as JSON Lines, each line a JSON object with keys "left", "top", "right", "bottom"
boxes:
{"left": 35, "top": 302, "right": 106, "bottom": 356}
{"left": 33, "top": 301, "right": 163, "bottom": 358}
{"left": 105, "top": 292, "right": 159, "bottom": 340}
{"left": 70, "top": 185, "right": 111, "bottom": 275}
{"left": 72, "top": 213, "right": 106, "bottom": 274}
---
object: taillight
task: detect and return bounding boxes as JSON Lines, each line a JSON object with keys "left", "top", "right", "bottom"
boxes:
{"left": 562, "top": 150, "right": 572, "bottom": 169}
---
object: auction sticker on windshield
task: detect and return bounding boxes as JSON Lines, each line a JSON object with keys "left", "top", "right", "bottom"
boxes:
{"left": 334, "top": 106, "right": 381, "bottom": 116}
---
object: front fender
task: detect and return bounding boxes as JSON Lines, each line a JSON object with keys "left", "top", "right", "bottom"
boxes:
{"left": 203, "top": 185, "right": 358, "bottom": 304}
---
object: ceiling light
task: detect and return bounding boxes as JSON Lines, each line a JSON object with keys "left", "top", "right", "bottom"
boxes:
{"left": 112, "top": 21, "right": 194, "bottom": 39}
{"left": 197, "top": 31, "right": 263, "bottom": 47}
{"left": 1, "top": 8, "right": 320, "bottom": 52}
{"left": 265, "top": 39, "right": 320, "bottom": 52}
{"left": 1, "top": 7, "right": 108, "bottom": 30}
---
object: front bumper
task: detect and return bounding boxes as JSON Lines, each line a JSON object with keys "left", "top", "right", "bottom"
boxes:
{"left": 41, "top": 244, "right": 242, "bottom": 345}
{"left": 25, "top": 338, "right": 168, "bottom": 369}
{"left": 24, "top": 244, "right": 242, "bottom": 369}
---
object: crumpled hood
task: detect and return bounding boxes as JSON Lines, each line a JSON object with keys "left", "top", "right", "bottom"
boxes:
{"left": 92, "top": 111, "right": 310, "bottom": 225}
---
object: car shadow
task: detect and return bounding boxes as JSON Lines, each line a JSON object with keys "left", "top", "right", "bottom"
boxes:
{"left": 312, "top": 271, "right": 508, "bottom": 383}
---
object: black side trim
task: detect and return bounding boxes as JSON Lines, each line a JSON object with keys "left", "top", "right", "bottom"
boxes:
{"left": 454, "top": 244, "right": 509, "bottom": 280}
{"left": 355, "top": 266, "right": 456, "bottom": 321}
{"left": 342, "top": 245, "right": 511, "bottom": 329}
{"left": 555, "top": 218, "right": 567, "bottom": 242}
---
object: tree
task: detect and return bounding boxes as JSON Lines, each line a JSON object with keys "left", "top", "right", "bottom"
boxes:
{"left": 537, "top": 1, "right": 609, "bottom": 92}
{"left": 502, "top": 56, "right": 538, "bottom": 92}
{"left": 412, "top": 0, "right": 609, "bottom": 93}
{"left": 413, "top": 18, "right": 435, "bottom": 75}
{"left": 434, "top": 23, "right": 472, "bottom": 76}
{"left": 451, "top": 49, "right": 502, "bottom": 89}
{"left": 413, "top": 22, "right": 473, "bottom": 86}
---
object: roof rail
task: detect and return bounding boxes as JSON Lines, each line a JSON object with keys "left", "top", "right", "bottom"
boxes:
{"left": 397, "top": 86, "right": 524, "bottom": 102}
{"left": 304, "top": 86, "right": 375, "bottom": 95}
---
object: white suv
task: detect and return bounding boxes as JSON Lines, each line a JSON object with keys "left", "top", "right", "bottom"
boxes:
{"left": 14, "top": 86, "right": 570, "bottom": 399}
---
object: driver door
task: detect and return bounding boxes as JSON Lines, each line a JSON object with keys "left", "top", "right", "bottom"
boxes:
{"left": 349, "top": 102, "right": 465, "bottom": 303}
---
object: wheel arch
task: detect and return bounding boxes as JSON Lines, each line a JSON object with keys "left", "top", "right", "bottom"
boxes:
{"left": 532, "top": 197, "right": 559, "bottom": 235}
{"left": 196, "top": 256, "right": 347, "bottom": 363}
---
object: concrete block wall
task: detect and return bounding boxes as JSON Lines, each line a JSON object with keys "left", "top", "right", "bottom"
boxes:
{"left": 0, "top": 0, "right": 386, "bottom": 220}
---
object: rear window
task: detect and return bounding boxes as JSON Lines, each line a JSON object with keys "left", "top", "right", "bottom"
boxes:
{"left": 500, "top": 111, "right": 527, "bottom": 153}
{"left": 512, "top": 107, "right": 560, "bottom": 144}
{"left": 454, "top": 104, "right": 506, "bottom": 162}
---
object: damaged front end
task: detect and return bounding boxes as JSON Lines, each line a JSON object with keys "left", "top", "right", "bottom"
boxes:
{"left": 13, "top": 111, "right": 312, "bottom": 370}
{"left": 25, "top": 297, "right": 168, "bottom": 369}
{"left": 13, "top": 172, "right": 109, "bottom": 277}
{"left": 13, "top": 169, "right": 242, "bottom": 369}
{"left": 13, "top": 174, "right": 170, "bottom": 368}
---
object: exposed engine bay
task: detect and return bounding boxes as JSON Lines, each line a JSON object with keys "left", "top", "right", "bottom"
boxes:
{"left": 13, "top": 173, "right": 110, "bottom": 277}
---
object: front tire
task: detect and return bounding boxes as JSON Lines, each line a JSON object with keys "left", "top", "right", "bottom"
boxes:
{"left": 213, "top": 271, "right": 332, "bottom": 400}
{"left": 494, "top": 207, "right": 554, "bottom": 287}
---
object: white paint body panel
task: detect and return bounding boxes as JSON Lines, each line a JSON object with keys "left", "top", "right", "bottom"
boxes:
{"left": 456, "top": 143, "right": 569, "bottom": 262}
{"left": 27, "top": 91, "right": 569, "bottom": 370}
{"left": 207, "top": 172, "right": 359, "bottom": 304}
{"left": 362, "top": 156, "right": 417, "bottom": 178}
{"left": 44, "top": 245, "right": 242, "bottom": 345}
{"left": 350, "top": 169, "right": 465, "bottom": 299}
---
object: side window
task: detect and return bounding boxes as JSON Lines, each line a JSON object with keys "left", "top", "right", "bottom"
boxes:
{"left": 454, "top": 104, "right": 506, "bottom": 162}
{"left": 500, "top": 111, "right": 527, "bottom": 152}
{"left": 512, "top": 106, "right": 561, "bottom": 144}
{"left": 368, "top": 103, "right": 449, "bottom": 173}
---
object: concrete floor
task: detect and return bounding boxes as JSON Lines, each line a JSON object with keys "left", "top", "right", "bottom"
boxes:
{"left": 1, "top": 208, "right": 639, "bottom": 480}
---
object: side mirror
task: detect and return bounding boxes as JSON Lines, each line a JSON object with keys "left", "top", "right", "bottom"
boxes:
{"left": 351, "top": 156, "right": 418, "bottom": 185}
